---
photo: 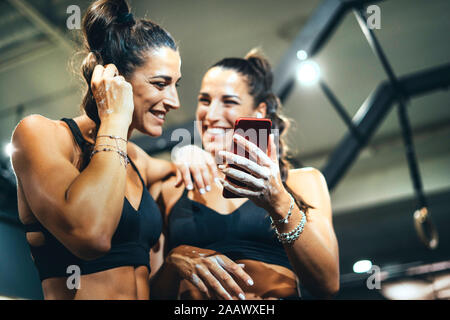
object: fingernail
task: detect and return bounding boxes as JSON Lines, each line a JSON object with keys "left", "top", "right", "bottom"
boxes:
{"left": 205, "top": 185, "right": 211, "bottom": 192}
{"left": 218, "top": 164, "right": 226, "bottom": 170}
{"left": 199, "top": 188, "right": 205, "bottom": 194}
{"left": 218, "top": 150, "right": 226, "bottom": 156}
{"left": 247, "top": 279, "right": 254, "bottom": 286}
{"left": 187, "top": 184, "right": 193, "bottom": 190}
{"left": 238, "top": 263, "right": 245, "bottom": 268}
{"left": 238, "top": 293, "right": 246, "bottom": 300}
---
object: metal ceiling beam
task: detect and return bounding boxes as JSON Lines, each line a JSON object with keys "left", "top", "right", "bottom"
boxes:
{"left": 7, "top": 0, "right": 74, "bottom": 54}
{"left": 0, "top": 43, "right": 57, "bottom": 73}
{"left": 272, "top": 0, "right": 383, "bottom": 95}
{"left": 322, "top": 63, "right": 450, "bottom": 191}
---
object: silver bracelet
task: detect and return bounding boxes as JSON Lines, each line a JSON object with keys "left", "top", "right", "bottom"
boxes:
{"left": 270, "top": 192, "right": 295, "bottom": 227}
{"left": 274, "top": 209, "right": 307, "bottom": 244}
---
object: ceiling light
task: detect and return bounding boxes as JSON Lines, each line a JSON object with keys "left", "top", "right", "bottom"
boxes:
{"left": 297, "top": 60, "right": 320, "bottom": 85}
{"left": 353, "top": 259, "right": 373, "bottom": 273}
{"left": 296, "top": 50, "right": 308, "bottom": 60}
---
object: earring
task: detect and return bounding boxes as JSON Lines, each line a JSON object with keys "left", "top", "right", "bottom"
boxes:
{"left": 256, "top": 112, "right": 263, "bottom": 118}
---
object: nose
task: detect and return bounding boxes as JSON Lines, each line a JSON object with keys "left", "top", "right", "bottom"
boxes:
{"left": 205, "top": 100, "right": 223, "bottom": 122}
{"left": 163, "top": 85, "right": 180, "bottom": 110}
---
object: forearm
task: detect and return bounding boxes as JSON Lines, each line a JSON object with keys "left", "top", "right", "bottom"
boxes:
{"left": 269, "top": 194, "right": 339, "bottom": 298}
{"left": 63, "top": 117, "right": 129, "bottom": 237}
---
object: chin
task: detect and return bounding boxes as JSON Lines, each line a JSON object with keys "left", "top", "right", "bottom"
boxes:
{"left": 140, "top": 123, "right": 163, "bottom": 137}
{"left": 204, "top": 141, "right": 225, "bottom": 155}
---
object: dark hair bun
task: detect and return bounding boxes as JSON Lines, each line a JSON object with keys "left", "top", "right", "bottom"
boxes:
{"left": 82, "top": 0, "right": 131, "bottom": 52}
{"left": 245, "top": 48, "right": 273, "bottom": 91}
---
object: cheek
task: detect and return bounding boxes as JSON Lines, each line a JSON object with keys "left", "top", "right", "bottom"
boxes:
{"left": 196, "top": 106, "right": 207, "bottom": 121}
{"left": 224, "top": 108, "right": 239, "bottom": 126}
{"left": 133, "top": 86, "right": 159, "bottom": 111}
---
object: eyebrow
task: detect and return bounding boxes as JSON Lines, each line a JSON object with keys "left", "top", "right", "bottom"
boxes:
{"left": 198, "top": 93, "right": 241, "bottom": 101}
{"left": 223, "top": 94, "right": 241, "bottom": 101}
{"left": 149, "top": 75, "right": 172, "bottom": 81}
{"left": 149, "top": 75, "right": 182, "bottom": 83}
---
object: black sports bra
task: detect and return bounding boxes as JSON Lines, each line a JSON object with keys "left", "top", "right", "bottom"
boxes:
{"left": 23, "top": 118, "right": 163, "bottom": 281}
{"left": 166, "top": 188, "right": 294, "bottom": 271}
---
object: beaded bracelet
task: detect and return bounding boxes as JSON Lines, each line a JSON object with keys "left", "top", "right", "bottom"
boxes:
{"left": 274, "top": 209, "right": 307, "bottom": 244}
{"left": 269, "top": 192, "right": 295, "bottom": 227}
{"left": 96, "top": 135, "right": 127, "bottom": 165}
{"left": 97, "top": 135, "right": 128, "bottom": 143}
{"left": 91, "top": 147, "right": 130, "bottom": 167}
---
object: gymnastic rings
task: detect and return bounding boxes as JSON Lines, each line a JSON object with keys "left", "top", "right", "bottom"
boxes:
{"left": 413, "top": 207, "right": 438, "bottom": 250}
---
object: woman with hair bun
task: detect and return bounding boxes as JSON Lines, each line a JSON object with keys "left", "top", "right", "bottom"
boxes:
{"left": 10, "top": 0, "right": 181, "bottom": 299}
{"left": 150, "top": 49, "right": 340, "bottom": 300}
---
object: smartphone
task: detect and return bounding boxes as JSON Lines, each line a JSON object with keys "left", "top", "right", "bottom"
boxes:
{"left": 222, "top": 117, "right": 272, "bottom": 198}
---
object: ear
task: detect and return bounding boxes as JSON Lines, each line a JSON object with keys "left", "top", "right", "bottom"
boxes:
{"left": 254, "top": 102, "right": 267, "bottom": 118}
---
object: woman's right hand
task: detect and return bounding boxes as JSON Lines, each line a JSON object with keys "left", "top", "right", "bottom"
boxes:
{"left": 172, "top": 145, "right": 220, "bottom": 193}
{"left": 166, "top": 245, "right": 254, "bottom": 300}
{"left": 91, "top": 64, "right": 134, "bottom": 126}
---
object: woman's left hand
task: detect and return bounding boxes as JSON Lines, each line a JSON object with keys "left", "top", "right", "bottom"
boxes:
{"left": 218, "top": 134, "right": 289, "bottom": 212}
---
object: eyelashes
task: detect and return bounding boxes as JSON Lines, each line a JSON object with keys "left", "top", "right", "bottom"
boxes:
{"left": 197, "top": 98, "right": 239, "bottom": 106}
{"left": 150, "top": 81, "right": 181, "bottom": 89}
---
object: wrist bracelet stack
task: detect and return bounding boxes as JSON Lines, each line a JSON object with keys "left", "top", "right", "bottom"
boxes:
{"left": 270, "top": 192, "right": 307, "bottom": 244}
{"left": 90, "top": 135, "right": 129, "bottom": 167}
{"left": 269, "top": 193, "right": 295, "bottom": 227}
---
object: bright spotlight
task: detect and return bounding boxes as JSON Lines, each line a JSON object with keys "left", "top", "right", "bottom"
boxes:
{"left": 297, "top": 60, "right": 320, "bottom": 85}
{"left": 296, "top": 50, "right": 308, "bottom": 60}
{"left": 4, "top": 143, "right": 13, "bottom": 157}
{"left": 353, "top": 260, "right": 373, "bottom": 273}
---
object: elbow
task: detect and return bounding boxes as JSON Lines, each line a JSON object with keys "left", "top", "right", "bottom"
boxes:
{"left": 82, "top": 233, "right": 112, "bottom": 260}
{"left": 70, "top": 227, "right": 112, "bottom": 261}
{"left": 322, "top": 277, "right": 340, "bottom": 299}
{"left": 316, "top": 270, "right": 340, "bottom": 299}
{"left": 304, "top": 264, "right": 340, "bottom": 299}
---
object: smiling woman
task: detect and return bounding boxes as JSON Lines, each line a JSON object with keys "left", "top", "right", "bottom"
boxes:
{"left": 9, "top": 0, "right": 182, "bottom": 300}
{"left": 149, "top": 49, "right": 340, "bottom": 300}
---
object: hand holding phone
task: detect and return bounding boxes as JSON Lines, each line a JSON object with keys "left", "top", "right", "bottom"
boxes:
{"left": 222, "top": 117, "right": 272, "bottom": 198}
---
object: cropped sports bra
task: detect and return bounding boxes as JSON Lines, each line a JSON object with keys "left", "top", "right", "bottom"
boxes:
{"left": 23, "top": 118, "right": 163, "bottom": 281}
{"left": 166, "top": 188, "right": 294, "bottom": 271}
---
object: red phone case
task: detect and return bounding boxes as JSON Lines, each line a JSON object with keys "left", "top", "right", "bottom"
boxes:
{"left": 223, "top": 117, "right": 272, "bottom": 198}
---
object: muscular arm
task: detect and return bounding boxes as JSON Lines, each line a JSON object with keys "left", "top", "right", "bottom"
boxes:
{"left": 276, "top": 168, "right": 340, "bottom": 298}
{"left": 11, "top": 115, "right": 129, "bottom": 260}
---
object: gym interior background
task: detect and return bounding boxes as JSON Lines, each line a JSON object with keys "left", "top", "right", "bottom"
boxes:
{"left": 0, "top": 0, "right": 449, "bottom": 300}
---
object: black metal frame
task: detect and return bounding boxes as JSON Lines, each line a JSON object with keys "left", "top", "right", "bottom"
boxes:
{"left": 321, "top": 63, "right": 450, "bottom": 189}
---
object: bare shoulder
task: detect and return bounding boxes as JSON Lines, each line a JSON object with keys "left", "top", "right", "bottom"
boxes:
{"left": 12, "top": 114, "right": 73, "bottom": 163}
{"left": 286, "top": 167, "right": 331, "bottom": 216}
{"left": 127, "top": 142, "right": 150, "bottom": 171}
{"left": 13, "top": 114, "right": 55, "bottom": 139}
{"left": 287, "top": 167, "right": 328, "bottom": 187}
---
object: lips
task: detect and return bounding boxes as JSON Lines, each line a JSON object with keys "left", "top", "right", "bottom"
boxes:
{"left": 149, "top": 109, "right": 166, "bottom": 123}
{"left": 205, "top": 127, "right": 226, "bottom": 135}
{"left": 204, "top": 125, "right": 232, "bottom": 135}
